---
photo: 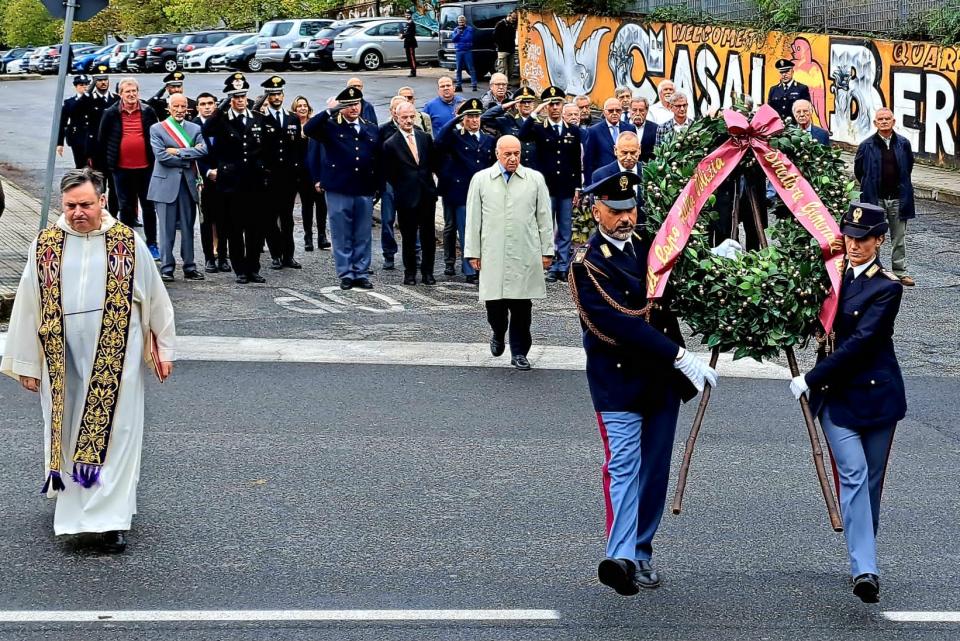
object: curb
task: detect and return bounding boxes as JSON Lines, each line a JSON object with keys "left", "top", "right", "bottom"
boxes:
{"left": 0, "top": 74, "right": 43, "bottom": 81}
{"left": 915, "top": 186, "right": 960, "bottom": 207}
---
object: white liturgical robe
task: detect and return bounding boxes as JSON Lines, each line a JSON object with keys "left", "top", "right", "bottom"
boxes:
{"left": 1, "top": 214, "right": 175, "bottom": 535}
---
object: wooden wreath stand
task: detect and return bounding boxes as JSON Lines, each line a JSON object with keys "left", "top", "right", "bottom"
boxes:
{"left": 670, "top": 178, "right": 844, "bottom": 533}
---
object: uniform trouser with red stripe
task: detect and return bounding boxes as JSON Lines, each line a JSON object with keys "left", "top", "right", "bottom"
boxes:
{"left": 820, "top": 406, "right": 896, "bottom": 578}
{"left": 596, "top": 390, "right": 680, "bottom": 563}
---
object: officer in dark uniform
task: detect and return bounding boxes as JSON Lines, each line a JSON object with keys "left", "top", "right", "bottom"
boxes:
{"left": 57, "top": 75, "right": 93, "bottom": 168}
{"left": 258, "top": 75, "right": 303, "bottom": 270}
{"left": 766, "top": 58, "right": 811, "bottom": 123}
{"left": 303, "top": 86, "right": 381, "bottom": 290}
{"left": 519, "top": 85, "right": 582, "bottom": 282}
{"left": 434, "top": 97, "right": 496, "bottom": 284}
{"left": 790, "top": 202, "right": 906, "bottom": 604}
{"left": 149, "top": 71, "right": 198, "bottom": 122}
{"left": 201, "top": 73, "right": 268, "bottom": 284}
{"left": 568, "top": 171, "right": 717, "bottom": 596}
{"left": 479, "top": 85, "right": 537, "bottom": 169}
{"left": 86, "top": 65, "right": 120, "bottom": 214}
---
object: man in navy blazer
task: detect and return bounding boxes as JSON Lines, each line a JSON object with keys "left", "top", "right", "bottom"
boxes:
{"left": 590, "top": 131, "right": 645, "bottom": 228}
{"left": 792, "top": 100, "right": 830, "bottom": 146}
{"left": 628, "top": 97, "right": 658, "bottom": 161}
{"left": 582, "top": 97, "right": 636, "bottom": 185}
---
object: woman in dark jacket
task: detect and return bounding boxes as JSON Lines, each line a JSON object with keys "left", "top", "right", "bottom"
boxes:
{"left": 292, "top": 96, "right": 329, "bottom": 251}
{"left": 790, "top": 201, "right": 906, "bottom": 604}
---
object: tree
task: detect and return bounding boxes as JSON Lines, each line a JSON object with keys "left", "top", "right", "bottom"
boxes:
{"left": 2, "top": 0, "right": 58, "bottom": 46}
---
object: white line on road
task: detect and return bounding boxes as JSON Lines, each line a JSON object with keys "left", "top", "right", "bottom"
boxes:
{"left": 884, "top": 611, "right": 960, "bottom": 622}
{"left": 0, "top": 334, "right": 792, "bottom": 379}
{"left": 0, "top": 609, "right": 560, "bottom": 623}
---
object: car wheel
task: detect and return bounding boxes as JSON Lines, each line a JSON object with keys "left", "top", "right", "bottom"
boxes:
{"left": 289, "top": 62, "right": 304, "bottom": 71}
{"left": 205, "top": 59, "right": 214, "bottom": 71}
{"left": 247, "top": 57, "right": 263, "bottom": 72}
{"left": 361, "top": 50, "right": 382, "bottom": 71}
{"left": 335, "top": 61, "right": 349, "bottom": 71}
{"left": 163, "top": 57, "right": 178, "bottom": 73}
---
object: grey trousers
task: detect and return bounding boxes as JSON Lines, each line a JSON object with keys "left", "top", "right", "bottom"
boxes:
{"left": 879, "top": 198, "right": 908, "bottom": 276}
{"left": 155, "top": 179, "right": 198, "bottom": 275}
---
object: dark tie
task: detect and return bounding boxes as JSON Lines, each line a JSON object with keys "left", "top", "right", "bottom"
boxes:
{"left": 623, "top": 242, "right": 636, "bottom": 259}
{"left": 555, "top": 124, "right": 561, "bottom": 136}
{"left": 843, "top": 267, "right": 854, "bottom": 288}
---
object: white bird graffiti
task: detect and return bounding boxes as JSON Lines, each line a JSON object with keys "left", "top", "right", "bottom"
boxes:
{"left": 532, "top": 15, "right": 610, "bottom": 96}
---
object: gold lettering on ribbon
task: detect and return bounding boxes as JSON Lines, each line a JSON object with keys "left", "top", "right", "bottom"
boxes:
{"left": 654, "top": 224, "right": 683, "bottom": 265}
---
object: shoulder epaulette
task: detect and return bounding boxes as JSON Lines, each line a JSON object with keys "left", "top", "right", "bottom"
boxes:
{"left": 881, "top": 269, "right": 900, "bottom": 281}
{"left": 573, "top": 245, "right": 588, "bottom": 264}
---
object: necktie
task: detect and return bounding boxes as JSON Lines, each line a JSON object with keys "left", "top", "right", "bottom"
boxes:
{"left": 555, "top": 124, "right": 562, "bottom": 136}
{"left": 504, "top": 172, "right": 511, "bottom": 183}
{"left": 406, "top": 133, "right": 419, "bottom": 164}
{"left": 610, "top": 125, "right": 617, "bottom": 143}
{"left": 623, "top": 242, "right": 636, "bottom": 259}
{"left": 843, "top": 267, "right": 854, "bottom": 288}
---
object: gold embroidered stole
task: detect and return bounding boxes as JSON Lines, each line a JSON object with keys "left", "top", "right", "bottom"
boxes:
{"left": 35, "top": 223, "right": 136, "bottom": 492}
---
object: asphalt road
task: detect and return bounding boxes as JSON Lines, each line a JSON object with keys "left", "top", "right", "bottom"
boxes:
{"left": 0, "top": 364, "right": 958, "bottom": 641}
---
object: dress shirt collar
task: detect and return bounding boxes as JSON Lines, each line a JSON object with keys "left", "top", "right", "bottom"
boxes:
{"left": 599, "top": 230, "right": 631, "bottom": 252}
{"left": 617, "top": 162, "right": 638, "bottom": 174}
{"left": 850, "top": 259, "right": 875, "bottom": 279}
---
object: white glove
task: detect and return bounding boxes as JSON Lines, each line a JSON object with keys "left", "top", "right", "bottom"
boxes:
{"left": 709, "top": 238, "right": 743, "bottom": 260}
{"left": 673, "top": 348, "right": 719, "bottom": 393}
{"left": 790, "top": 375, "right": 809, "bottom": 400}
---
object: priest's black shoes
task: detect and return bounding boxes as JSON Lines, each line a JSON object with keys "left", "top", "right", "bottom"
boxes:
{"left": 511, "top": 354, "right": 531, "bottom": 370}
{"left": 204, "top": 259, "right": 218, "bottom": 273}
{"left": 101, "top": 530, "right": 127, "bottom": 554}
{"left": 421, "top": 274, "right": 436, "bottom": 285}
{"left": 853, "top": 573, "right": 880, "bottom": 603}
{"left": 490, "top": 335, "right": 505, "bottom": 357}
{"left": 597, "top": 558, "right": 639, "bottom": 596}
{"left": 270, "top": 258, "right": 283, "bottom": 270}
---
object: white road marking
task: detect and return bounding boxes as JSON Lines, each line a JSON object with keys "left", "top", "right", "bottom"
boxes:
{"left": 884, "top": 611, "right": 960, "bottom": 622}
{"left": 0, "top": 609, "right": 560, "bottom": 623}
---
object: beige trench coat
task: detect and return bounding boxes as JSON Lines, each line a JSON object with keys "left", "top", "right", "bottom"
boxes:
{"left": 464, "top": 163, "right": 554, "bottom": 302}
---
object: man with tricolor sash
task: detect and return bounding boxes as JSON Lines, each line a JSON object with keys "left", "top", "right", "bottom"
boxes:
{"left": 1, "top": 168, "right": 176, "bottom": 553}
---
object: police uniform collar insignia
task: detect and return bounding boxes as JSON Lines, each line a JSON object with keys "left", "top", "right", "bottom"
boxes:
{"left": 866, "top": 264, "right": 880, "bottom": 278}
{"left": 600, "top": 244, "right": 612, "bottom": 258}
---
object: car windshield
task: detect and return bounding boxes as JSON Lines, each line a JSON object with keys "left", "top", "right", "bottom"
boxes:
{"left": 259, "top": 21, "right": 293, "bottom": 37}
{"left": 439, "top": 7, "right": 463, "bottom": 30}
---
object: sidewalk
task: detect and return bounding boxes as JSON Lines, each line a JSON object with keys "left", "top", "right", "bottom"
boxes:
{"left": 840, "top": 151, "right": 960, "bottom": 205}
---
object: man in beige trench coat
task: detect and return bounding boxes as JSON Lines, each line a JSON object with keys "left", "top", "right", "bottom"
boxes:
{"left": 464, "top": 135, "right": 554, "bottom": 370}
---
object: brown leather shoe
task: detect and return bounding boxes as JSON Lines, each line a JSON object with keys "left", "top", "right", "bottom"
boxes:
{"left": 899, "top": 275, "right": 915, "bottom": 286}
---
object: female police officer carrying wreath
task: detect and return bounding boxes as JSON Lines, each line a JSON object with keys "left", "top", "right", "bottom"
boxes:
{"left": 789, "top": 202, "right": 907, "bottom": 604}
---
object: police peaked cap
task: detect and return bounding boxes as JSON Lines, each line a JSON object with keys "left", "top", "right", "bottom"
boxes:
{"left": 261, "top": 75, "right": 286, "bottom": 93}
{"left": 91, "top": 64, "right": 109, "bottom": 79}
{"left": 583, "top": 171, "right": 641, "bottom": 210}
{"left": 163, "top": 71, "right": 185, "bottom": 85}
{"left": 539, "top": 85, "right": 564, "bottom": 103}
{"left": 336, "top": 86, "right": 363, "bottom": 105}
{"left": 514, "top": 86, "right": 537, "bottom": 101}
{"left": 775, "top": 58, "right": 795, "bottom": 72}
{"left": 72, "top": 74, "right": 91, "bottom": 85}
{"left": 224, "top": 72, "right": 250, "bottom": 95}
{"left": 457, "top": 98, "right": 483, "bottom": 115}
{"left": 840, "top": 202, "right": 888, "bottom": 239}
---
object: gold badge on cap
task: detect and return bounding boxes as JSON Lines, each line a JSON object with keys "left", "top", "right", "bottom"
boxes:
{"left": 231, "top": 77, "right": 245, "bottom": 90}
{"left": 272, "top": 77, "right": 281, "bottom": 85}
{"left": 619, "top": 175, "right": 629, "bottom": 190}
{"left": 550, "top": 87, "right": 557, "bottom": 96}
{"left": 234, "top": 73, "right": 243, "bottom": 79}
{"left": 852, "top": 207, "right": 863, "bottom": 223}
{"left": 349, "top": 88, "right": 356, "bottom": 97}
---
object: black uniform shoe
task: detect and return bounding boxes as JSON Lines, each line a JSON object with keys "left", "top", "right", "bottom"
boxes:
{"left": 853, "top": 573, "right": 880, "bottom": 603}
{"left": 354, "top": 278, "right": 374, "bottom": 290}
{"left": 464, "top": 274, "right": 478, "bottom": 284}
{"left": 634, "top": 560, "right": 662, "bottom": 589}
{"left": 511, "top": 354, "right": 532, "bottom": 370}
{"left": 304, "top": 237, "right": 314, "bottom": 252}
{"left": 235, "top": 274, "right": 249, "bottom": 284}
{"left": 490, "top": 335, "right": 505, "bottom": 357}
{"left": 270, "top": 258, "right": 283, "bottom": 270}
{"left": 597, "top": 558, "right": 639, "bottom": 596}
{"left": 101, "top": 530, "right": 127, "bottom": 554}
{"left": 444, "top": 265, "right": 456, "bottom": 276}
{"left": 421, "top": 274, "right": 436, "bottom": 285}
{"left": 248, "top": 273, "right": 266, "bottom": 283}
{"left": 557, "top": 270, "right": 569, "bottom": 282}
{"left": 383, "top": 257, "right": 395, "bottom": 271}
{"left": 545, "top": 271, "right": 558, "bottom": 282}
{"left": 183, "top": 270, "right": 204, "bottom": 280}
{"left": 340, "top": 278, "right": 354, "bottom": 290}
{"left": 318, "top": 239, "right": 332, "bottom": 250}
{"left": 218, "top": 260, "right": 232, "bottom": 272}
{"left": 160, "top": 272, "right": 174, "bottom": 282}
{"left": 204, "top": 259, "right": 218, "bottom": 273}
{"left": 403, "top": 275, "right": 417, "bottom": 285}
{"left": 282, "top": 259, "right": 302, "bottom": 269}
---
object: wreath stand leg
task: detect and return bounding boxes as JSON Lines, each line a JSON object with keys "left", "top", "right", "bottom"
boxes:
{"left": 742, "top": 186, "right": 844, "bottom": 532}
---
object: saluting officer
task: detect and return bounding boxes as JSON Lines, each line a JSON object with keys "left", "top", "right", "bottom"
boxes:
{"left": 201, "top": 73, "right": 269, "bottom": 285}
{"left": 259, "top": 75, "right": 303, "bottom": 270}
{"left": 479, "top": 85, "right": 538, "bottom": 169}
{"left": 568, "top": 171, "right": 717, "bottom": 595}
{"left": 303, "top": 86, "right": 381, "bottom": 290}
{"left": 518, "top": 86, "right": 582, "bottom": 282}
{"left": 766, "top": 59, "right": 811, "bottom": 123}
{"left": 149, "top": 71, "right": 197, "bottom": 122}
{"left": 86, "top": 65, "right": 120, "bottom": 214}
{"left": 434, "top": 98, "right": 496, "bottom": 284}
{"left": 789, "top": 202, "right": 906, "bottom": 604}
{"left": 57, "top": 75, "right": 94, "bottom": 168}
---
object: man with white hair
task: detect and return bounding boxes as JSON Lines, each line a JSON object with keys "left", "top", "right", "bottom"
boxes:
{"left": 647, "top": 80, "right": 675, "bottom": 125}
{"left": 629, "top": 97, "right": 658, "bottom": 161}
{"left": 655, "top": 91, "right": 693, "bottom": 146}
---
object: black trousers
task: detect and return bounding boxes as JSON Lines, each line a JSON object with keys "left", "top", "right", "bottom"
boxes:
{"left": 113, "top": 167, "right": 157, "bottom": 246}
{"left": 405, "top": 46, "right": 417, "bottom": 75}
{"left": 265, "top": 177, "right": 297, "bottom": 262}
{"left": 199, "top": 185, "right": 229, "bottom": 262}
{"left": 397, "top": 198, "right": 436, "bottom": 276}
{"left": 297, "top": 174, "right": 327, "bottom": 243}
{"left": 485, "top": 299, "right": 533, "bottom": 357}
{"left": 69, "top": 146, "right": 89, "bottom": 169}
{"left": 223, "top": 190, "right": 265, "bottom": 276}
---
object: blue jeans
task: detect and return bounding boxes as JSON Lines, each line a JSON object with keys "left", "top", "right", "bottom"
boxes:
{"left": 455, "top": 50, "right": 477, "bottom": 89}
{"left": 550, "top": 196, "right": 573, "bottom": 273}
{"left": 325, "top": 191, "right": 373, "bottom": 280}
{"left": 454, "top": 204, "right": 475, "bottom": 276}
{"left": 380, "top": 183, "right": 398, "bottom": 259}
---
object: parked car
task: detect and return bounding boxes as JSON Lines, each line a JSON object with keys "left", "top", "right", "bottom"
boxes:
{"left": 0, "top": 47, "right": 31, "bottom": 74}
{"left": 176, "top": 30, "right": 239, "bottom": 68}
{"left": 27, "top": 47, "right": 48, "bottom": 73}
{"left": 71, "top": 44, "right": 114, "bottom": 73}
{"left": 38, "top": 42, "right": 96, "bottom": 74}
{"left": 182, "top": 32, "right": 254, "bottom": 71}
{"left": 5, "top": 49, "right": 34, "bottom": 74}
{"left": 287, "top": 18, "right": 372, "bottom": 71}
{"left": 332, "top": 18, "right": 439, "bottom": 72}
{"left": 109, "top": 42, "right": 131, "bottom": 72}
{"left": 214, "top": 40, "right": 260, "bottom": 71}
{"left": 144, "top": 33, "right": 187, "bottom": 72}
{"left": 438, "top": 0, "right": 516, "bottom": 80}
{"left": 256, "top": 18, "right": 332, "bottom": 69}
{"left": 126, "top": 34, "right": 161, "bottom": 72}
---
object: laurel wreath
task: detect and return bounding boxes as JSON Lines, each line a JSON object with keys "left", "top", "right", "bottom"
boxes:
{"left": 575, "top": 109, "right": 854, "bottom": 361}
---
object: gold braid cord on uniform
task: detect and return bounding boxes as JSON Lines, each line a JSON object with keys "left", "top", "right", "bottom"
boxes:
{"left": 35, "top": 223, "right": 136, "bottom": 493}
{"left": 567, "top": 265, "right": 618, "bottom": 346}
{"left": 583, "top": 261, "right": 656, "bottom": 322}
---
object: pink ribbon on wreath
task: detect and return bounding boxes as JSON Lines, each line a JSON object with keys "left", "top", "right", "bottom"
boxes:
{"left": 645, "top": 104, "right": 846, "bottom": 333}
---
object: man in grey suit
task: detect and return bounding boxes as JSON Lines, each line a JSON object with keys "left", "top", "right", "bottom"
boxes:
{"left": 147, "top": 93, "right": 207, "bottom": 281}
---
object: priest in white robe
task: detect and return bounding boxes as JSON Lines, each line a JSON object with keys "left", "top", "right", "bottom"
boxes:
{"left": 1, "top": 168, "right": 175, "bottom": 553}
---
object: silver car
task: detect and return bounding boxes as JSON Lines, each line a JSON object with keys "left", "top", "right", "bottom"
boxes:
{"left": 109, "top": 43, "right": 131, "bottom": 72}
{"left": 333, "top": 18, "right": 439, "bottom": 71}
{"left": 255, "top": 18, "right": 332, "bottom": 68}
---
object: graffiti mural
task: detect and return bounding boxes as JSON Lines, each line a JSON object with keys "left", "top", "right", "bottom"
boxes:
{"left": 519, "top": 11, "right": 960, "bottom": 167}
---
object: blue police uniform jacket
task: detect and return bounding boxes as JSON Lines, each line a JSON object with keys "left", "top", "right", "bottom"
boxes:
{"left": 766, "top": 80, "right": 811, "bottom": 123}
{"left": 303, "top": 109, "right": 381, "bottom": 197}
{"left": 434, "top": 118, "right": 495, "bottom": 207}
{"left": 806, "top": 258, "right": 906, "bottom": 430}
{"left": 479, "top": 104, "right": 537, "bottom": 169}
{"left": 569, "top": 230, "right": 696, "bottom": 411}
{"left": 517, "top": 116, "right": 582, "bottom": 198}
{"left": 582, "top": 120, "right": 637, "bottom": 186}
